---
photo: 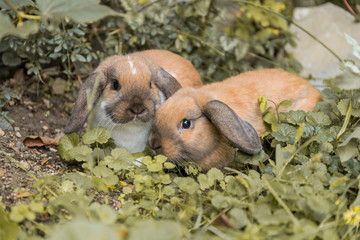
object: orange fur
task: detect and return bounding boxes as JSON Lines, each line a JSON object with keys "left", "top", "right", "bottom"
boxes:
{"left": 98, "top": 49, "right": 202, "bottom": 88}
{"left": 149, "top": 69, "right": 322, "bottom": 170}
{"left": 203, "top": 69, "right": 322, "bottom": 134}
{"left": 137, "top": 50, "right": 202, "bottom": 88}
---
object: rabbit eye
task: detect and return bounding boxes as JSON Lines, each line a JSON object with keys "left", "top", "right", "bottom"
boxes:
{"left": 181, "top": 119, "right": 192, "bottom": 129}
{"left": 149, "top": 81, "right": 152, "bottom": 88}
{"left": 112, "top": 80, "right": 120, "bottom": 90}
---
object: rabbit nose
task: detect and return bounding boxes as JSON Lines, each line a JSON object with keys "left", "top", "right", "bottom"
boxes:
{"left": 149, "top": 136, "right": 162, "bottom": 153}
{"left": 127, "top": 104, "right": 146, "bottom": 115}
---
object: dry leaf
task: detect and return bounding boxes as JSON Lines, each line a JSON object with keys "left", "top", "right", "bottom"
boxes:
{"left": 0, "top": 168, "right": 4, "bottom": 177}
{"left": 15, "top": 191, "right": 33, "bottom": 198}
{"left": 41, "top": 158, "right": 50, "bottom": 165}
{"left": 211, "top": 214, "right": 236, "bottom": 229}
{"left": 23, "top": 136, "right": 59, "bottom": 148}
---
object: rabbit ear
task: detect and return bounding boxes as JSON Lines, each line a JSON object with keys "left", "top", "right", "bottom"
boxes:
{"left": 64, "top": 71, "right": 107, "bottom": 133}
{"left": 203, "top": 100, "right": 262, "bottom": 155}
{"left": 152, "top": 68, "right": 182, "bottom": 99}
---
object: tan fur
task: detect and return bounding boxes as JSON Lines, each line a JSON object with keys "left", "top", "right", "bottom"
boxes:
{"left": 65, "top": 49, "right": 202, "bottom": 133}
{"left": 64, "top": 49, "right": 202, "bottom": 153}
{"left": 202, "top": 69, "right": 322, "bottom": 134}
{"left": 133, "top": 50, "right": 202, "bottom": 88}
{"left": 149, "top": 69, "right": 322, "bottom": 170}
{"left": 96, "top": 49, "right": 202, "bottom": 88}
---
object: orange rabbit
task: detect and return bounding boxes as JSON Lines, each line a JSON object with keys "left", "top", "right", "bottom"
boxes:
{"left": 149, "top": 69, "right": 321, "bottom": 170}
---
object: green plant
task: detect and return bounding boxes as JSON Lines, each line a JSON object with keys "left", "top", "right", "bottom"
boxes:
{"left": 0, "top": 35, "right": 360, "bottom": 238}
{"left": 0, "top": 0, "right": 299, "bottom": 84}
{"left": 5, "top": 1, "right": 360, "bottom": 239}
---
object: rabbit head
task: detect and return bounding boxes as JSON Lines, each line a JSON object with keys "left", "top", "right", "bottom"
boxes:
{"left": 148, "top": 87, "right": 262, "bottom": 171}
{"left": 148, "top": 68, "right": 322, "bottom": 170}
{"left": 64, "top": 54, "right": 183, "bottom": 134}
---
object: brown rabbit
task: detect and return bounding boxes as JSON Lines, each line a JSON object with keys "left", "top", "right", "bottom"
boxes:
{"left": 148, "top": 69, "right": 322, "bottom": 171}
{"left": 64, "top": 49, "right": 202, "bottom": 153}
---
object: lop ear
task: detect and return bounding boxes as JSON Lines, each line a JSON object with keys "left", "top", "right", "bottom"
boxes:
{"left": 203, "top": 100, "right": 262, "bottom": 155}
{"left": 64, "top": 71, "right": 107, "bottom": 133}
{"left": 152, "top": 68, "right": 182, "bottom": 99}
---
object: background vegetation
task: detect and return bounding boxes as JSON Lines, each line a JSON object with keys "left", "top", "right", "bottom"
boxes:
{"left": 1, "top": 0, "right": 360, "bottom": 239}
{"left": 0, "top": 0, "right": 301, "bottom": 83}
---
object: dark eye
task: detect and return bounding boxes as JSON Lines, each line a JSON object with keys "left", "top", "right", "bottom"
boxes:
{"left": 112, "top": 80, "right": 120, "bottom": 90}
{"left": 181, "top": 119, "right": 192, "bottom": 129}
{"left": 149, "top": 81, "right": 152, "bottom": 88}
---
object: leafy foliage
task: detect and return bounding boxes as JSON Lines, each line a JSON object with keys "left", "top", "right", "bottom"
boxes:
{"left": 0, "top": 0, "right": 299, "bottom": 84}
{"left": 3, "top": 43, "right": 360, "bottom": 238}
{"left": 3, "top": 1, "right": 360, "bottom": 239}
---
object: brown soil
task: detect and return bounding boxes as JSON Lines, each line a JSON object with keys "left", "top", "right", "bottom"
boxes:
{"left": 0, "top": 70, "right": 78, "bottom": 207}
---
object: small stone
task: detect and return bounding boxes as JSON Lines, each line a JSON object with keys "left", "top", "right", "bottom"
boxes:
{"left": 14, "top": 127, "right": 20, "bottom": 132}
{"left": 43, "top": 99, "right": 51, "bottom": 108}
{"left": 15, "top": 132, "right": 21, "bottom": 138}
{"left": 19, "top": 161, "right": 30, "bottom": 170}
{"left": 27, "top": 105, "right": 33, "bottom": 111}
{"left": 55, "top": 132, "right": 64, "bottom": 140}
{"left": 0, "top": 129, "right": 4, "bottom": 137}
{"left": 40, "top": 153, "right": 47, "bottom": 158}
{"left": 0, "top": 117, "right": 13, "bottom": 131}
{"left": 23, "top": 100, "right": 33, "bottom": 105}
{"left": 16, "top": 142, "right": 26, "bottom": 151}
{"left": 28, "top": 113, "right": 33, "bottom": 118}
{"left": 42, "top": 125, "right": 49, "bottom": 131}
{"left": 49, "top": 147, "right": 57, "bottom": 153}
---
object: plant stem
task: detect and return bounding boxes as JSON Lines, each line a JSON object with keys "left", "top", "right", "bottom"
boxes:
{"left": 18, "top": 12, "right": 41, "bottom": 20}
{"left": 200, "top": 0, "right": 215, "bottom": 38}
{"left": 3, "top": 0, "right": 41, "bottom": 24}
{"left": 277, "top": 131, "right": 327, "bottom": 180}
{"left": 343, "top": 0, "right": 357, "bottom": 17}
{"left": 136, "top": 0, "right": 162, "bottom": 12}
{"left": 263, "top": 176, "right": 299, "bottom": 225}
{"left": 234, "top": 0, "right": 342, "bottom": 62}
{"left": 3, "top": 0, "right": 18, "bottom": 15}
{"left": 267, "top": 99, "right": 281, "bottom": 123}
{"left": 248, "top": 52, "right": 282, "bottom": 67}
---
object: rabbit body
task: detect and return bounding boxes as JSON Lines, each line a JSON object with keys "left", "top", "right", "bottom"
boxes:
{"left": 202, "top": 68, "right": 321, "bottom": 134}
{"left": 64, "top": 49, "right": 201, "bottom": 153}
{"left": 149, "top": 69, "right": 322, "bottom": 170}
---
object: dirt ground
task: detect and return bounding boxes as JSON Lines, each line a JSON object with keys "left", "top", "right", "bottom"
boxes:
{"left": 0, "top": 70, "right": 78, "bottom": 207}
